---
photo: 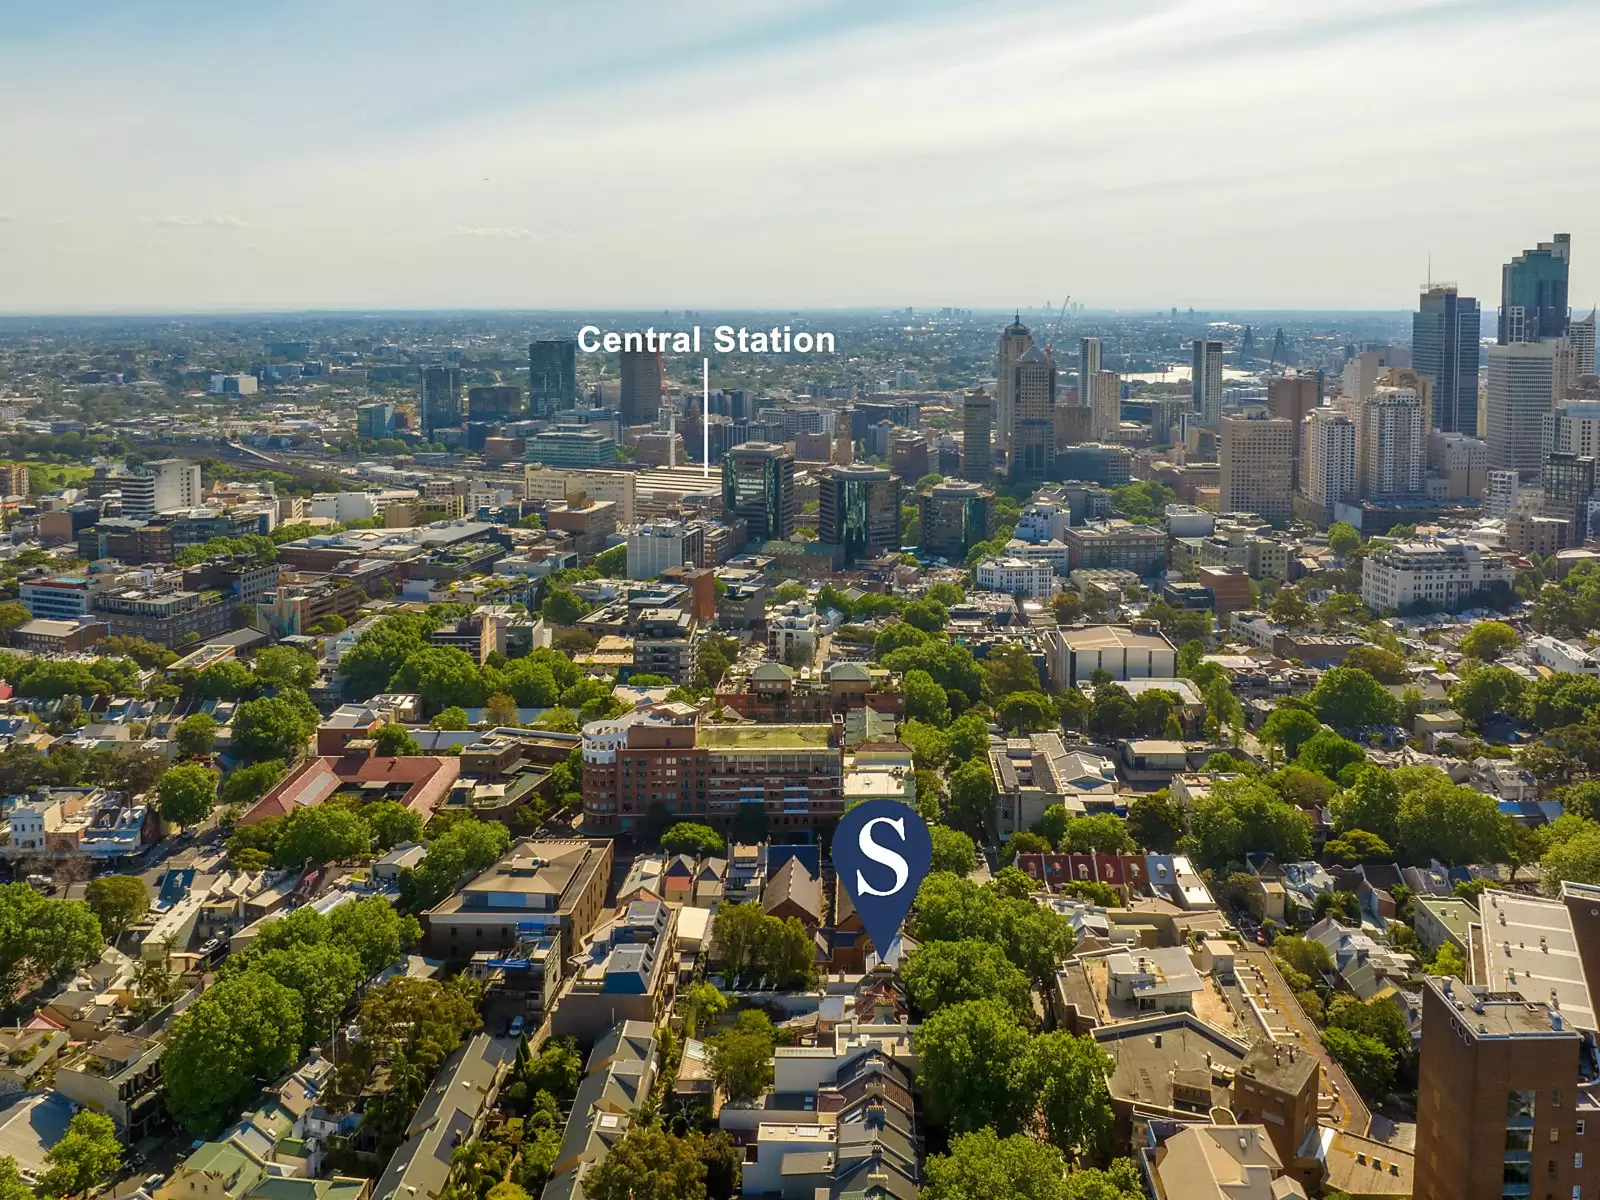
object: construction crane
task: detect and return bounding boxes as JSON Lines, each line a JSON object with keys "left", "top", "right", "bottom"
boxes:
{"left": 1051, "top": 295, "right": 1072, "bottom": 343}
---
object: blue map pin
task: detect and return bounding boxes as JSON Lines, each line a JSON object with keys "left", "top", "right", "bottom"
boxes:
{"left": 833, "top": 798, "right": 933, "bottom": 957}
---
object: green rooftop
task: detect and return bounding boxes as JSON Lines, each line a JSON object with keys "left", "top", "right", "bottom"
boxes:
{"left": 698, "top": 724, "right": 833, "bottom": 751}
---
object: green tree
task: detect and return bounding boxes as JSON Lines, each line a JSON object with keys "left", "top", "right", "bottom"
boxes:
{"left": 328, "top": 895, "right": 421, "bottom": 976}
{"left": 1274, "top": 935, "right": 1334, "bottom": 980}
{"left": 0, "top": 1156, "right": 34, "bottom": 1200}
{"left": 1460, "top": 620, "right": 1519, "bottom": 662}
{"left": 431, "top": 706, "right": 471, "bottom": 731}
{"left": 221, "top": 759, "right": 287, "bottom": 807}
{"left": 1062, "top": 814, "right": 1135, "bottom": 854}
{"left": 1190, "top": 779, "right": 1312, "bottom": 870}
{"left": 594, "top": 544, "right": 627, "bottom": 575}
{"left": 1260, "top": 707, "right": 1322, "bottom": 760}
{"left": 1429, "top": 941, "right": 1468, "bottom": 979}
{"left": 1295, "top": 730, "right": 1368, "bottom": 782}
{"left": 174, "top": 712, "right": 218, "bottom": 757}
{"left": 1309, "top": 667, "right": 1397, "bottom": 729}
{"left": 1027, "top": 1030, "right": 1115, "bottom": 1159}
{"left": 1330, "top": 767, "right": 1400, "bottom": 845}
{"left": 1323, "top": 1026, "right": 1396, "bottom": 1099}
{"left": 581, "top": 1127, "right": 706, "bottom": 1200}
{"left": 373, "top": 723, "right": 422, "bottom": 756}
{"left": 1327, "top": 522, "right": 1362, "bottom": 556}
{"left": 988, "top": 866, "right": 1035, "bottom": 900}
{"left": 403, "top": 819, "right": 512, "bottom": 912}
{"left": 1450, "top": 666, "right": 1526, "bottom": 726}
{"left": 904, "top": 940, "right": 1032, "bottom": 1016}
{"left": 84, "top": 875, "right": 148, "bottom": 942}
{"left": 1134, "top": 688, "right": 1181, "bottom": 736}
{"left": 231, "top": 695, "right": 316, "bottom": 764}
{"left": 39, "top": 1109, "right": 122, "bottom": 1199}
{"left": 364, "top": 801, "right": 425, "bottom": 851}
{"left": 163, "top": 972, "right": 305, "bottom": 1134}
{"left": 915, "top": 999, "right": 1033, "bottom": 1135}
{"left": 707, "top": 1010, "right": 776, "bottom": 1101}
{"left": 947, "top": 758, "right": 997, "bottom": 839}
{"left": 997, "top": 690, "right": 1055, "bottom": 735}
{"left": 1087, "top": 683, "right": 1138, "bottom": 740}
{"left": 1324, "top": 829, "right": 1394, "bottom": 866}
{"left": 1542, "top": 824, "right": 1600, "bottom": 892}
{"left": 540, "top": 586, "right": 590, "bottom": 625}
{"left": 1125, "top": 791, "right": 1185, "bottom": 852}
{"left": 983, "top": 643, "right": 1041, "bottom": 698}
{"left": 246, "top": 942, "right": 364, "bottom": 1039}
{"left": 275, "top": 804, "right": 372, "bottom": 866}
{"left": 1397, "top": 777, "right": 1505, "bottom": 865}
{"left": 154, "top": 763, "right": 218, "bottom": 827}
{"left": 929, "top": 826, "right": 979, "bottom": 876}
{"left": 1342, "top": 645, "right": 1408, "bottom": 684}
{"left": 255, "top": 645, "right": 318, "bottom": 689}
{"left": 661, "top": 822, "right": 725, "bottom": 858}
{"left": 923, "top": 1129, "right": 1070, "bottom": 1200}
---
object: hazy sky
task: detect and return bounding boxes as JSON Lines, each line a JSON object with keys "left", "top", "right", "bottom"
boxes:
{"left": 2, "top": 0, "right": 1596, "bottom": 314}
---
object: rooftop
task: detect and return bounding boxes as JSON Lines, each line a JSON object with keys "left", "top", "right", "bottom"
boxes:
{"left": 698, "top": 724, "right": 833, "bottom": 751}
{"left": 1479, "top": 889, "right": 1595, "bottom": 1030}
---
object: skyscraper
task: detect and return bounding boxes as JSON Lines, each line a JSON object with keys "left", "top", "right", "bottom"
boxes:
{"left": 619, "top": 348, "right": 665, "bottom": 427}
{"left": 721, "top": 443, "right": 796, "bottom": 541}
{"left": 1088, "top": 371, "right": 1121, "bottom": 442}
{"left": 121, "top": 458, "right": 201, "bottom": 520}
{"left": 994, "top": 315, "right": 1034, "bottom": 465}
{"left": 1219, "top": 413, "right": 1293, "bottom": 523}
{"left": 1267, "top": 375, "right": 1318, "bottom": 491}
{"left": 1356, "top": 386, "right": 1426, "bottom": 498}
{"left": 1007, "top": 346, "right": 1057, "bottom": 485}
{"left": 1487, "top": 340, "right": 1562, "bottom": 476}
{"left": 1499, "top": 232, "right": 1570, "bottom": 344}
{"left": 1413, "top": 285, "right": 1481, "bottom": 434}
{"left": 529, "top": 339, "right": 577, "bottom": 417}
{"left": 1078, "top": 336, "right": 1102, "bottom": 404}
{"left": 1191, "top": 339, "right": 1224, "bottom": 427}
{"left": 1572, "top": 308, "right": 1597, "bottom": 377}
{"left": 1301, "top": 408, "right": 1357, "bottom": 511}
{"left": 467, "top": 384, "right": 521, "bottom": 422}
{"left": 818, "top": 464, "right": 901, "bottom": 563}
{"left": 918, "top": 480, "right": 996, "bottom": 560}
{"left": 960, "top": 388, "right": 992, "bottom": 481}
{"left": 419, "top": 364, "right": 462, "bottom": 436}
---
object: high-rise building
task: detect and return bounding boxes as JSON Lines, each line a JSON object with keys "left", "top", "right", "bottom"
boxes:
{"left": 1357, "top": 386, "right": 1426, "bottom": 499}
{"left": 721, "top": 443, "right": 795, "bottom": 542}
{"left": 918, "top": 480, "right": 996, "bottom": 560}
{"left": 121, "top": 458, "right": 202, "bottom": 520}
{"left": 0, "top": 464, "right": 28, "bottom": 498}
{"left": 1413, "top": 285, "right": 1481, "bottom": 434}
{"left": 1088, "top": 370, "right": 1121, "bottom": 441}
{"left": 1487, "top": 339, "right": 1563, "bottom": 476}
{"left": 1267, "top": 375, "right": 1318, "bottom": 490}
{"left": 467, "top": 384, "right": 521, "bottom": 422}
{"left": 1191, "top": 339, "right": 1225, "bottom": 428}
{"left": 817, "top": 464, "right": 901, "bottom": 563}
{"left": 834, "top": 412, "right": 854, "bottom": 468}
{"left": 1007, "top": 346, "right": 1057, "bottom": 485}
{"left": 1078, "top": 336, "right": 1102, "bottom": 404}
{"left": 1573, "top": 308, "right": 1597, "bottom": 377}
{"left": 1499, "top": 232, "right": 1571, "bottom": 344}
{"left": 961, "top": 389, "right": 992, "bottom": 481}
{"left": 1541, "top": 451, "right": 1596, "bottom": 537}
{"left": 529, "top": 339, "right": 577, "bottom": 417}
{"left": 356, "top": 402, "right": 395, "bottom": 440}
{"left": 419, "top": 365, "right": 463, "bottom": 436}
{"left": 1426, "top": 431, "right": 1488, "bottom": 500}
{"left": 1219, "top": 413, "right": 1293, "bottom": 523}
{"left": 994, "top": 315, "right": 1034, "bottom": 464}
{"left": 1301, "top": 408, "right": 1357, "bottom": 510}
{"left": 1546, "top": 400, "right": 1600, "bottom": 459}
{"left": 619, "top": 349, "right": 665, "bottom": 427}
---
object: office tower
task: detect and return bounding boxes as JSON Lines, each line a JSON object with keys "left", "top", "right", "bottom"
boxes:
{"left": 994, "top": 315, "right": 1034, "bottom": 463}
{"left": 918, "top": 480, "right": 996, "bottom": 560}
{"left": 1007, "top": 345, "right": 1057, "bottom": 484}
{"left": 529, "top": 338, "right": 577, "bottom": 417}
{"left": 1487, "top": 340, "right": 1562, "bottom": 476}
{"left": 1499, "top": 232, "right": 1571, "bottom": 343}
{"left": 1267, "top": 374, "right": 1318, "bottom": 490}
{"left": 1191, "top": 339, "right": 1224, "bottom": 427}
{"left": 1301, "top": 408, "right": 1357, "bottom": 510}
{"left": 121, "top": 458, "right": 201, "bottom": 520}
{"left": 1426, "top": 431, "right": 1488, "bottom": 500}
{"left": 1413, "top": 285, "right": 1481, "bottom": 434}
{"left": 466, "top": 384, "right": 521, "bottom": 422}
{"left": 961, "top": 389, "right": 992, "bottom": 481}
{"left": 619, "top": 348, "right": 665, "bottom": 427}
{"left": 419, "top": 365, "right": 463, "bottom": 436}
{"left": 1483, "top": 469, "right": 1520, "bottom": 517}
{"left": 1148, "top": 397, "right": 1187, "bottom": 447}
{"left": 721, "top": 443, "right": 796, "bottom": 542}
{"left": 0, "top": 464, "right": 27, "bottom": 498}
{"left": 356, "top": 402, "right": 395, "bottom": 440}
{"left": 834, "top": 412, "right": 854, "bottom": 467}
{"left": 889, "top": 433, "right": 929, "bottom": 481}
{"left": 1219, "top": 413, "right": 1293, "bottom": 523}
{"left": 1078, "top": 336, "right": 1102, "bottom": 404}
{"left": 1356, "top": 386, "right": 1426, "bottom": 499}
{"left": 1088, "top": 370, "right": 1121, "bottom": 441}
{"left": 818, "top": 464, "right": 901, "bottom": 562}
{"left": 1573, "top": 308, "right": 1597, "bottom": 377}
{"left": 1546, "top": 400, "right": 1600, "bottom": 459}
{"left": 1542, "top": 451, "right": 1596, "bottom": 535}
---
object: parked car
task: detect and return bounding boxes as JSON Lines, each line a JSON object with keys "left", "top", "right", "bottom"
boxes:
{"left": 508, "top": 1015, "right": 525, "bottom": 1038}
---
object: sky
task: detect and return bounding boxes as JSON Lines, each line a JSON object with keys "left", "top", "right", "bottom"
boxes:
{"left": 1, "top": 0, "right": 1597, "bottom": 314}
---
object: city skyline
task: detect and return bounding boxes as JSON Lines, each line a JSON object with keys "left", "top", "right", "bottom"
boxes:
{"left": 3, "top": 0, "right": 1599, "bottom": 313}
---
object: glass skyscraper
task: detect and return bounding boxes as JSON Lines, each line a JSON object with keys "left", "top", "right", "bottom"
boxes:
{"left": 1499, "top": 233, "right": 1570, "bottom": 344}
{"left": 1413, "top": 285, "right": 1481, "bottom": 434}
{"left": 529, "top": 338, "right": 577, "bottom": 418}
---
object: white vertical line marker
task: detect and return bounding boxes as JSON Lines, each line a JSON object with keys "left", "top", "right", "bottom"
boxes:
{"left": 703, "top": 357, "right": 710, "bottom": 478}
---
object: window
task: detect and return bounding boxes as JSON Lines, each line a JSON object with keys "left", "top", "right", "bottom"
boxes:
{"left": 1579, "top": 1122, "right": 1587, "bottom": 1136}
{"left": 1578, "top": 1155, "right": 1585, "bottom": 1169}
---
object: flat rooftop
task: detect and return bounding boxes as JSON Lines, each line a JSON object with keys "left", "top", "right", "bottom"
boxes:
{"left": 698, "top": 724, "right": 833, "bottom": 751}
{"left": 1479, "top": 890, "right": 1595, "bottom": 1030}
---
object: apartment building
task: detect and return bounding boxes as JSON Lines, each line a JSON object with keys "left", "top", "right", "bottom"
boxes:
{"left": 1360, "top": 537, "right": 1515, "bottom": 612}
{"left": 1219, "top": 414, "right": 1294, "bottom": 524}
{"left": 422, "top": 838, "right": 613, "bottom": 959}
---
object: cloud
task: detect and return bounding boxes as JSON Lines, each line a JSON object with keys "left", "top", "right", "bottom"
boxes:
{"left": 448, "top": 226, "right": 537, "bottom": 240}
{"left": 150, "top": 214, "right": 251, "bottom": 228}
